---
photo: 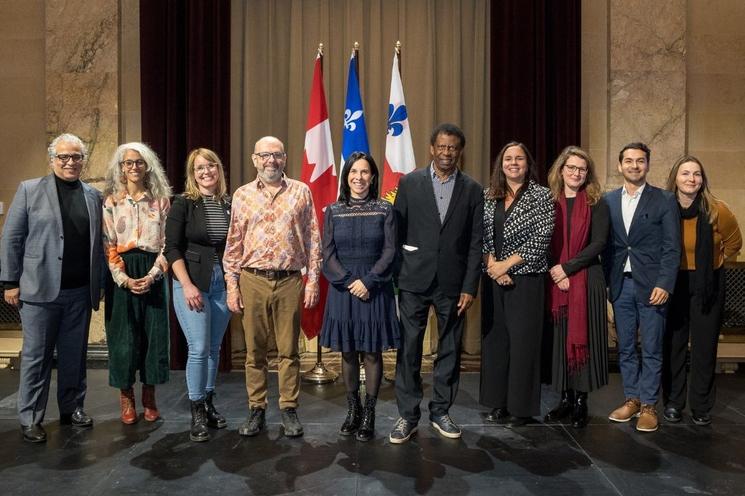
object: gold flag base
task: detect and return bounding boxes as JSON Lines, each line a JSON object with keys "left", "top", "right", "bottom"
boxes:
{"left": 301, "top": 344, "right": 338, "bottom": 384}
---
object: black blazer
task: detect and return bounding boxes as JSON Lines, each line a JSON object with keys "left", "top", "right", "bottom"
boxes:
{"left": 393, "top": 166, "right": 483, "bottom": 297}
{"left": 164, "top": 194, "right": 231, "bottom": 292}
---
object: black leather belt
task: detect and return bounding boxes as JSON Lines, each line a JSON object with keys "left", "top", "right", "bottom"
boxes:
{"left": 244, "top": 267, "right": 300, "bottom": 280}
{"left": 623, "top": 272, "right": 633, "bottom": 279}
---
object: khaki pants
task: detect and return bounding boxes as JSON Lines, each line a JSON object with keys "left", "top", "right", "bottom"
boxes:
{"left": 239, "top": 271, "right": 303, "bottom": 409}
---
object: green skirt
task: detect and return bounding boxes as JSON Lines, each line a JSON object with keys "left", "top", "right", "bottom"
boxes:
{"left": 105, "top": 249, "right": 170, "bottom": 388}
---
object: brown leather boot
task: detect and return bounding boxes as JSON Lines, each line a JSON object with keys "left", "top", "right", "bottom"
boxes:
{"left": 142, "top": 384, "right": 160, "bottom": 422}
{"left": 120, "top": 388, "right": 137, "bottom": 424}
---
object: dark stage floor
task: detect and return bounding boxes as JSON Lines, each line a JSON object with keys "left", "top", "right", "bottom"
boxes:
{"left": 1, "top": 368, "right": 745, "bottom": 495}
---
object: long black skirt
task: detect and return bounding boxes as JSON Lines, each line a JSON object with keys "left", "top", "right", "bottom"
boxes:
{"left": 549, "top": 264, "right": 608, "bottom": 393}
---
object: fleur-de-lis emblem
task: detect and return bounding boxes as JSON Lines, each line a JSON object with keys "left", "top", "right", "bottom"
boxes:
{"left": 344, "top": 109, "right": 364, "bottom": 132}
{"left": 387, "top": 104, "right": 408, "bottom": 137}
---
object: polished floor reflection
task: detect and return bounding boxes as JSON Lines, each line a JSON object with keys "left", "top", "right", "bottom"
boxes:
{"left": 1, "top": 368, "right": 744, "bottom": 495}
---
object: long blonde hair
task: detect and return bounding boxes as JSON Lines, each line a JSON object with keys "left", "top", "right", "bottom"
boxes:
{"left": 103, "top": 142, "right": 172, "bottom": 200}
{"left": 547, "top": 146, "right": 602, "bottom": 205}
{"left": 183, "top": 148, "right": 228, "bottom": 201}
{"left": 665, "top": 155, "right": 718, "bottom": 224}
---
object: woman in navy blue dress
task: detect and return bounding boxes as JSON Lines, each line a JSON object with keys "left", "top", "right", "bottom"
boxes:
{"left": 320, "top": 151, "right": 399, "bottom": 442}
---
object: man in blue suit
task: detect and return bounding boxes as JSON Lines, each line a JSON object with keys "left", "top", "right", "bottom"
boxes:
{"left": 1, "top": 133, "right": 104, "bottom": 442}
{"left": 603, "top": 142, "right": 680, "bottom": 432}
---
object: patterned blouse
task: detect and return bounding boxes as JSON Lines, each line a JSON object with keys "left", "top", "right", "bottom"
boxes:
{"left": 222, "top": 176, "right": 322, "bottom": 295}
{"left": 483, "top": 180, "right": 555, "bottom": 275}
{"left": 102, "top": 192, "right": 171, "bottom": 286}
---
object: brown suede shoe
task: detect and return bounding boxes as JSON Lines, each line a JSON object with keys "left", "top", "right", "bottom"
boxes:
{"left": 608, "top": 398, "right": 641, "bottom": 422}
{"left": 636, "top": 404, "right": 659, "bottom": 432}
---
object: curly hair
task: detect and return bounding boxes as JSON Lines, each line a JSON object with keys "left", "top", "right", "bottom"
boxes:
{"left": 103, "top": 142, "right": 172, "bottom": 200}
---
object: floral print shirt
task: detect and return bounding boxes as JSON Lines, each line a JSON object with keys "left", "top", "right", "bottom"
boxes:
{"left": 223, "top": 176, "right": 321, "bottom": 296}
{"left": 103, "top": 192, "right": 170, "bottom": 286}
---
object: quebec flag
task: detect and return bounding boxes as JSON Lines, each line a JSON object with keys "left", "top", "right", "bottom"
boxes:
{"left": 340, "top": 51, "right": 370, "bottom": 176}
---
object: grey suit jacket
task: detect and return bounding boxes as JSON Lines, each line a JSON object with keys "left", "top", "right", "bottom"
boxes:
{"left": 0, "top": 173, "right": 104, "bottom": 309}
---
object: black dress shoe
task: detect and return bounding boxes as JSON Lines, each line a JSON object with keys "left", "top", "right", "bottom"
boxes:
{"left": 663, "top": 406, "right": 682, "bottom": 423}
{"left": 505, "top": 416, "right": 533, "bottom": 428}
{"left": 691, "top": 412, "right": 712, "bottom": 426}
{"left": 60, "top": 407, "right": 94, "bottom": 428}
{"left": 485, "top": 408, "right": 510, "bottom": 423}
{"left": 21, "top": 424, "right": 47, "bottom": 443}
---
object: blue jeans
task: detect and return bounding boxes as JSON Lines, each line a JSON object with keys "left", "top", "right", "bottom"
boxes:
{"left": 173, "top": 264, "right": 231, "bottom": 401}
{"left": 612, "top": 276, "right": 668, "bottom": 404}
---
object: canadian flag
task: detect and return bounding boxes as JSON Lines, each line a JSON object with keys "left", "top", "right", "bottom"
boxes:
{"left": 300, "top": 52, "right": 336, "bottom": 339}
{"left": 380, "top": 51, "right": 416, "bottom": 203}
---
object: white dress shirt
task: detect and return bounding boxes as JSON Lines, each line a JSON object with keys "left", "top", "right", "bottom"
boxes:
{"left": 621, "top": 183, "right": 646, "bottom": 273}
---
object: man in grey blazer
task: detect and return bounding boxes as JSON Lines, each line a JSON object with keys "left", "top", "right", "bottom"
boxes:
{"left": 603, "top": 142, "right": 680, "bottom": 433}
{"left": 1, "top": 133, "right": 104, "bottom": 442}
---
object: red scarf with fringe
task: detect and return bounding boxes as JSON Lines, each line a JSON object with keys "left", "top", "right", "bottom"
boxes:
{"left": 550, "top": 189, "right": 590, "bottom": 373}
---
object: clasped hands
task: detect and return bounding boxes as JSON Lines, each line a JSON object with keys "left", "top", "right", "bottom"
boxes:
{"left": 486, "top": 255, "right": 513, "bottom": 287}
{"left": 124, "top": 275, "right": 155, "bottom": 295}
{"left": 549, "top": 264, "right": 570, "bottom": 292}
{"left": 348, "top": 279, "right": 369, "bottom": 301}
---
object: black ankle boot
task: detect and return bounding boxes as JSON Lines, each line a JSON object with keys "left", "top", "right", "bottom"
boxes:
{"left": 545, "top": 389, "right": 574, "bottom": 422}
{"left": 571, "top": 391, "right": 588, "bottom": 428}
{"left": 356, "top": 395, "right": 376, "bottom": 442}
{"left": 205, "top": 391, "right": 227, "bottom": 429}
{"left": 340, "top": 391, "right": 362, "bottom": 436}
{"left": 190, "top": 400, "right": 210, "bottom": 442}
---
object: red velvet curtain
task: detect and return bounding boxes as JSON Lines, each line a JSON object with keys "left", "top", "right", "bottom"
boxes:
{"left": 140, "top": 0, "right": 232, "bottom": 370}
{"left": 490, "top": 0, "right": 581, "bottom": 182}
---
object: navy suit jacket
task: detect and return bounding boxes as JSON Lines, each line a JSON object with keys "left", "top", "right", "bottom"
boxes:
{"left": 602, "top": 183, "right": 681, "bottom": 303}
{"left": 0, "top": 174, "right": 104, "bottom": 309}
{"left": 393, "top": 167, "right": 483, "bottom": 297}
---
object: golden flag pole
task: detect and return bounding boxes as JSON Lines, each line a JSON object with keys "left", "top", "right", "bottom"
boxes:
{"left": 302, "top": 42, "right": 339, "bottom": 385}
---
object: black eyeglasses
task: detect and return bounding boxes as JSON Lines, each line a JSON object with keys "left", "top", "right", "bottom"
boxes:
{"left": 253, "top": 152, "right": 286, "bottom": 161}
{"left": 56, "top": 154, "right": 84, "bottom": 163}
{"left": 120, "top": 159, "right": 147, "bottom": 169}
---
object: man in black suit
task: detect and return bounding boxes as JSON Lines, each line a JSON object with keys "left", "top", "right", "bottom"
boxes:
{"left": 389, "top": 123, "right": 483, "bottom": 444}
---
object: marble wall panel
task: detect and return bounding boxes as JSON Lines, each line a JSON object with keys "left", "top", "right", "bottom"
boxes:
{"left": 608, "top": 0, "right": 687, "bottom": 189}
{"left": 46, "top": 0, "right": 119, "bottom": 191}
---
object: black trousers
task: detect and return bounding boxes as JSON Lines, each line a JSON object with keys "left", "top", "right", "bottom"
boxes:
{"left": 663, "top": 269, "right": 725, "bottom": 414}
{"left": 480, "top": 274, "right": 545, "bottom": 417}
{"left": 395, "top": 283, "right": 464, "bottom": 423}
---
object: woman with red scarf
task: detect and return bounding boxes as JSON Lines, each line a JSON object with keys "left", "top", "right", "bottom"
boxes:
{"left": 545, "top": 146, "right": 609, "bottom": 428}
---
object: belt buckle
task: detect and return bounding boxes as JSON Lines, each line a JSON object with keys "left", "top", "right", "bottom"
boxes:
{"left": 266, "top": 270, "right": 276, "bottom": 280}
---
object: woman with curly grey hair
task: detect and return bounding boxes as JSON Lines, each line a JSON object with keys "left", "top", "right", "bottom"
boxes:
{"left": 102, "top": 142, "right": 172, "bottom": 425}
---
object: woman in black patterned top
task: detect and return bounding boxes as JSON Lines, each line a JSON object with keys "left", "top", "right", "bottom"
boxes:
{"left": 320, "top": 152, "right": 399, "bottom": 442}
{"left": 480, "top": 142, "right": 554, "bottom": 427}
{"left": 164, "top": 148, "right": 231, "bottom": 442}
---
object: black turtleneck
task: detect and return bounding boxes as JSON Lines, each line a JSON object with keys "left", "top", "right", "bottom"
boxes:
{"left": 54, "top": 174, "right": 90, "bottom": 289}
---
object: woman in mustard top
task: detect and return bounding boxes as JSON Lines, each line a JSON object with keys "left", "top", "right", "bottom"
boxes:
{"left": 662, "top": 155, "right": 742, "bottom": 426}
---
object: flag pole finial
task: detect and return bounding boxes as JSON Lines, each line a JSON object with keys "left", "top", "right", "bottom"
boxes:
{"left": 353, "top": 41, "right": 359, "bottom": 50}
{"left": 395, "top": 41, "right": 401, "bottom": 54}
{"left": 317, "top": 43, "right": 324, "bottom": 56}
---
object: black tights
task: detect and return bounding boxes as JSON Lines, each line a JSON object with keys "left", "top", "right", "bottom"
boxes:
{"left": 341, "top": 351, "right": 382, "bottom": 398}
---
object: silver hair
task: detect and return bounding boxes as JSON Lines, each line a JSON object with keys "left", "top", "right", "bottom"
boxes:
{"left": 103, "top": 142, "right": 172, "bottom": 200}
{"left": 48, "top": 133, "right": 88, "bottom": 161}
